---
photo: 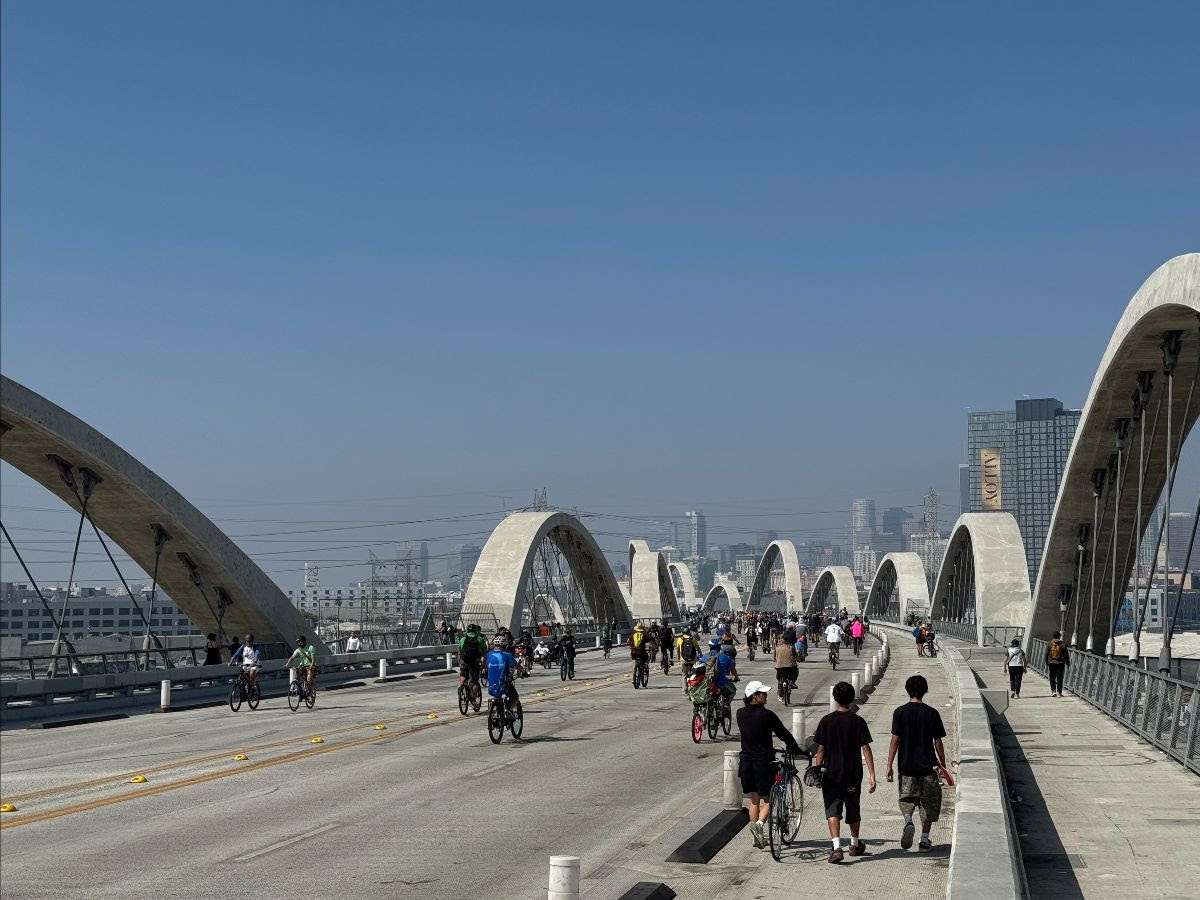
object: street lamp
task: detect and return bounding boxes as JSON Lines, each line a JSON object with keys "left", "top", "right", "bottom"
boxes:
{"left": 335, "top": 598, "right": 342, "bottom": 639}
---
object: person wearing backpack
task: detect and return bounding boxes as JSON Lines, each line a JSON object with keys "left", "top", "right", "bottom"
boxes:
{"left": 457, "top": 623, "right": 487, "bottom": 692}
{"left": 629, "top": 623, "right": 649, "bottom": 680}
{"left": 677, "top": 626, "right": 700, "bottom": 693}
{"left": 1004, "top": 638, "right": 1027, "bottom": 699}
{"left": 1045, "top": 631, "right": 1070, "bottom": 697}
{"left": 913, "top": 623, "right": 927, "bottom": 657}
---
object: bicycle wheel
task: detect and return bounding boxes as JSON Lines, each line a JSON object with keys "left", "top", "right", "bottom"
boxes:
{"left": 509, "top": 700, "right": 523, "bottom": 739}
{"left": 458, "top": 684, "right": 470, "bottom": 716}
{"left": 471, "top": 680, "right": 482, "bottom": 712}
{"left": 247, "top": 680, "right": 261, "bottom": 710}
{"left": 691, "top": 711, "right": 704, "bottom": 743}
{"left": 568, "top": 661, "right": 575, "bottom": 680}
{"left": 305, "top": 682, "right": 316, "bottom": 709}
{"left": 707, "top": 704, "right": 719, "bottom": 740}
{"left": 721, "top": 702, "right": 731, "bottom": 735}
{"left": 487, "top": 701, "right": 504, "bottom": 744}
{"left": 287, "top": 681, "right": 301, "bottom": 712}
{"left": 768, "top": 782, "right": 787, "bottom": 861}
{"left": 229, "top": 681, "right": 243, "bottom": 713}
{"left": 782, "top": 774, "right": 804, "bottom": 842}
{"left": 560, "top": 659, "right": 568, "bottom": 682}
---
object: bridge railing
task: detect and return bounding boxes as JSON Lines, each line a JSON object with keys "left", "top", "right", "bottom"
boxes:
{"left": 931, "top": 620, "right": 976, "bottom": 643}
{"left": 1027, "top": 638, "right": 1199, "bottom": 775}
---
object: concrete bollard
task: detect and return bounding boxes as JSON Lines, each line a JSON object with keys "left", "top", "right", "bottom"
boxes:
{"left": 547, "top": 855, "right": 580, "bottom": 900}
{"left": 595, "top": 635, "right": 601, "bottom": 649}
{"left": 864, "top": 662, "right": 873, "bottom": 686}
{"left": 445, "top": 652, "right": 453, "bottom": 671}
{"left": 791, "top": 708, "right": 805, "bottom": 744}
{"left": 159, "top": 679, "right": 172, "bottom": 712}
{"left": 829, "top": 685, "right": 837, "bottom": 712}
{"left": 852, "top": 672, "right": 861, "bottom": 697}
{"left": 378, "top": 658, "right": 388, "bottom": 680}
{"left": 723, "top": 750, "right": 742, "bottom": 809}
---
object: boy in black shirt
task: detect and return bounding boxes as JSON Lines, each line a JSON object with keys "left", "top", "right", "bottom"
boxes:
{"left": 813, "top": 681, "right": 877, "bottom": 863}
{"left": 736, "top": 680, "right": 805, "bottom": 849}
{"left": 886, "top": 674, "right": 948, "bottom": 852}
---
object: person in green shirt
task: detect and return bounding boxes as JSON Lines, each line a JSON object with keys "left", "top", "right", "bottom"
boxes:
{"left": 457, "top": 623, "right": 487, "bottom": 689}
{"left": 283, "top": 635, "right": 317, "bottom": 696}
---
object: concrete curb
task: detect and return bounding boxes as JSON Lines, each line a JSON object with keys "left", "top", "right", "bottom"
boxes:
{"left": 664, "top": 808, "right": 749, "bottom": 863}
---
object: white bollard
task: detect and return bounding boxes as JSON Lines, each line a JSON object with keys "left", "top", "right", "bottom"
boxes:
{"left": 829, "top": 685, "right": 837, "bottom": 712}
{"left": 852, "top": 672, "right": 861, "bottom": 697}
{"left": 864, "top": 662, "right": 873, "bottom": 686}
{"left": 791, "top": 708, "right": 806, "bottom": 744}
{"left": 723, "top": 750, "right": 742, "bottom": 809}
{"left": 378, "top": 658, "right": 388, "bottom": 680}
{"left": 445, "top": 652, "right": 453, "bottom": 671}
{"left": 595, "top": 635, "right": 601, "bottom": 649}
{"left": 547, "top": 855, "right": 580, "bottom": 900}
{"left": 159, "top": 679, "right": 172, "bottom": 712}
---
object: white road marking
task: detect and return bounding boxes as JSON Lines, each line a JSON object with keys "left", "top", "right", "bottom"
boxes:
{"left": 234, "top": 823, "right": 341, "bottom": 862}
{"left": 471, "top": 759, "right": 519, "bottom": 778}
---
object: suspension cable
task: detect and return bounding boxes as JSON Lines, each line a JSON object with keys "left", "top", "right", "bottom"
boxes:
{"left": 0, "top": 519, "right": 82, "bottom": 670}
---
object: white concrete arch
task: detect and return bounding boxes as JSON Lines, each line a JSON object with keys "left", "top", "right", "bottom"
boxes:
{"left": 628, "top": 540, "right": 680, "bottom": 622}
{"left": 702, "top": 580, "right": 743, "bottom": 613}
{"left": 0, "top": 375, "right": 324, "bottom": 653}
{"left": 932, "top": 512, "right": 1031, "bottom": 645}
{"left": 806, "top": 566, "right": 861, "bottom": 615}
{"left": 745, "top": 540, "right": 803, "bottom": 613}
{"left": 668, "top": 561, "right": 697, "bottom": 605}
{"left": 1032, "top": 253, "right": 1200, "bottom": 645}
{"left": 866, "top": 552, "right": 930, "bottom": 622}
{"left": 464, "top": 511, "right": 634, "bottom": 633}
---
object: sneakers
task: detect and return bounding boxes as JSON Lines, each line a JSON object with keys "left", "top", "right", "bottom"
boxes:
{"left": 847, "top": 841, "right": 869, "bottom": 857}
{"left": 827, "top": 847, "right": 845, "bottom": 864}
{"left": 919, "top": 838, "right": 933, "bottom": 852}
{"left": 750, "top": 823, "right": 765, "bottom": 849}
{"left": 901, "top": 822, "right": 916, "bottom": 849}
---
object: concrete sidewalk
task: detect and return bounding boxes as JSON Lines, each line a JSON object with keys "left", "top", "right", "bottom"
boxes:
{"left": 701, "top": 637, "right": 959, "bottom": 898}
{"left": 956, "top": 642, "right": 1200, "bottom": 900}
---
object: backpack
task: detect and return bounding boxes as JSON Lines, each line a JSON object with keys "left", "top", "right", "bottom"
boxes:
{"left": 912, "top": 627, "right": 922, "bottom": 640}
{"left": 705, "top": 653, "right": 720, "bottom": 682}
{"left": 1048, "top": 641, "right": 1065, "bottom": 663}
{"left": 460, "top": 634, "right": 481, "bottom": 663}
{"left": 631, "top": 631, "right": 645, "bottom": 650}
{"left": 680, "top": 638, "right": 697, "bottom": 662}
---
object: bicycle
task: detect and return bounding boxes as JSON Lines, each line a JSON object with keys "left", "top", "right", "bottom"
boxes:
{"left": 660, "top": 650, "right": 671, "bottom": 676}
{"left": 828, "top": 642, "right": 839, "bottom": 670}
{"left": 777, "top": 673, "right": 793, "bottom": 707}
{"left": 633, "top": 656, "right": 649, "bottom": 689}
{"left": 767, "top": 749, "right": 806, "bottom": 861}
{"left": 457, "top": 673, "right": 483, "bottom": 715}
{"left": 486, "top": 691, "right": 523, "bottom": 744}
{"left": 747, "top": 642, "right": 756, "bottom": 662}
{"left": 689, "top": 693, "right": 725, "bottom": 742}
{"left": 229, "top": 670, "right": 261, "bottom": 712}
{"left": 602, "top": 639, "right": 612, "bottom": 660}
{"left": 287, "top": 673, "right": 316, "bottom": 711}
{"left": 853, "top": 637, "right": 863, "bottom": 657}
{"left": 559, "top": 652, "right": 575, "bottom": 681}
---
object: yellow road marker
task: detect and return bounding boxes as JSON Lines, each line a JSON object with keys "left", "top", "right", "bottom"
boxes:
{"left": 233, "top": 754, "right": 249, "bottom": 761}
{"left": 426, "top": 713, "right": 438, "bottom": 720}
{"left": 0, "top": 804, "right": 16, "bottom": 813}
{"left": 129, "top": 776, "right": 147, "bottom": 784}
{"left": 310, "top": 737, "right": 324, "bottom": 744}
{"left": 374, "top": 724, "right": 387, "bottom": 730}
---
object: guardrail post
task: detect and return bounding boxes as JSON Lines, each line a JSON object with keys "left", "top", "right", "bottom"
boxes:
{"left": 791, "top": 709, "right": 805, "bottom": 743}
{"left": 864, "top": 661, "right": 873, "bottom": 686}
{"left": 159, "top": 679, "right": 172, "bottom": 712}
{"left": 829, "top": 685, "right": 837, "bottom": 712}
{"left": 444, "top": 652, "right": 453, "bottom": 671}
{"left": 548, "top": 855, "right": 580, "bottom": 900}
{"left": 595, "top": 635, "right": 600, "bottom": 649}
{"left": 378, "top": 659, "right": 388, "bottom": 680}
{"left": 852, "top": 672, "right": 861, "bottom": 698}
{"left": 723, "top": 750, "right": 742, "bottom": 809}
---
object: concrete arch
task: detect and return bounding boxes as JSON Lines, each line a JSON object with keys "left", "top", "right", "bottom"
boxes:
{"left": 0, "top": 375, "right": 324, "bottom": 653}
{"left": 932, "top": 513, "right": 1031, "bottom": 645}
{"left": 702, "top": 580, "right": 743, "bottom": 613}
{"left": 465, "top": 511, "right": 634, "bottom": 634}
{"left": 806, "top": 566, "right": 861, "bottom": 615}
{"left": 628, "top": 540, "right": 680, "bottom": 622}
{"left": 745, "top": 540, "right": 803, "bottom": 613}
{"left": 668, "top": 561, "right": 697, "bottom": 605}
{"left": 1032, "top": 254, "right": 1200, "bottom": 644}
{"left": 529, "top": 594, "right": 566, "bottom": 626}
{"left": 865, "top": 552, "right": 930, "bottom": 622}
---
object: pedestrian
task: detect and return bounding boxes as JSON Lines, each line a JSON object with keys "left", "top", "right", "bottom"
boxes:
{"left": 346, "top": 632, "right": 362, "bottom": 652}
{"left": 1005, "top": 638, "right": 1026, "bottom": 698}
{"left": 886, "top": 674, "right": 948, "bottom": 853}
{"left": 913, "top": 621, "right": 927, "bottom": 657}
{"left": 812, "top": 681, "right": 877, "bottom": 863}
{"left": 203, "top": 633, "right": 221, "bottom": 666}
{"left": 226, "top": 637, "right": 240, "bottom": 662}
{"left": 1045, "top": 631, "right": 1070, "bottom": 697}
{"left": 736, "top": 680, "right": 805, "bottom": 849}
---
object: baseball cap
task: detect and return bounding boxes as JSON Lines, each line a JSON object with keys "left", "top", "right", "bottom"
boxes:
{"left": 743, "top": 680, "right": 772, "bottom": 699}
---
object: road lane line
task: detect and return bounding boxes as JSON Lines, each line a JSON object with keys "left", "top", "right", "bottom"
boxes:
{"left": 234, "top": 823, "right": 341, "bottom": 862}
{"left": 471, "top": 759, "right": 519, "bottom": 778}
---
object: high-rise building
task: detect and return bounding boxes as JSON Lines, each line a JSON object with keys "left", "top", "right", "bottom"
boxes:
{"left": 396, "top": 541, "right": 430, "bottom": 583}
{"left": 881, "top": 506, "right": 913, "bottom": 536}
{"left": 959, "top": 464, "right": 970, "bottom": 517}
{"left": 718, "top": 543, "right": 757, "bottom": 573}
{"left": 852, "top": 547, "right": 878, "bottom": 581}
{"left": 850, "top": 499, "right": 876, "bottom": 554}
{"left": 686, "top": 511, "right": 707, "bottom": 559}
{"left": 966, "top": 398, "right": 1081, "bottom": 585}
{"left": 453, "top": 543, "right": 482, "bottom": 586}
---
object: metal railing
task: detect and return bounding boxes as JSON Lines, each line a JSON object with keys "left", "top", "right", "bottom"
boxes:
{"left": 932, "top": 620, "right": 977, "bottom": 643}
{"left": 982, "top": 625, "right": 1024, "bottom": 647}
{"left": 1027, "top": 638, "right": 1199, "bottom": 775}
{"left": 0, "top": 643, "right": 289, "bottom": 681}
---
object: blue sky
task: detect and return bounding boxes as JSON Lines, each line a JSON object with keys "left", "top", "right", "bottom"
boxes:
{"left": 2, "top": 3, "right": 1198, "bottom": 584}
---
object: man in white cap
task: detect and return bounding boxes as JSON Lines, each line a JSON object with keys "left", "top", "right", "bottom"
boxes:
{"left": 736, "top": 680, "right": 806, "bottom": 849}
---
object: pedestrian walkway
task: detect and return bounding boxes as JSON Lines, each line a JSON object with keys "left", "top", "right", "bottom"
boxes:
{"left": 700, "top": 637, "right": 958, "bottom": 898}
{"left": 953, "top": 641, "right": 1200, "bottom": 899}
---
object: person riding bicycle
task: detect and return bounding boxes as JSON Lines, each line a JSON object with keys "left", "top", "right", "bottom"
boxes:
{"left": 533, "top": 639, "right": 551, "bottom": 666}
{"left": 629, "top": 622, "right": 650, "bottom": 679}
{"left": 281, "top": 635, "right": 316, "bottom": 696}
{"left": 704, "top": 639, "right": 738, "bottom": 706}
{"left": 601, "top": 619, "right": 616, "bottom": 655}
{"left": 745, "top": 623, "right": 759, "bottom": 653}
{"left": 228, "top": 634, "right": 263, "bottom": 688}
{"left": 557, "top": 626, "right": 577, "bottom": 672}
{"left": 485, "top": 635, "right": 519, "bottom": 708}
{"left": 825, "top": 620, "right": 844, "bottom": 663}
{"left": 773, "top": 634, "right": 798, "bottom": 691}
{"left": 849, "top": 617, "right": 865, "bottom": 655}
{"left": 458, "top": 623, "right": 487, "bottom": 690}
{"left": 659, "top": 619, "right": 674, "bottom": 660}
{"left": 676, "top": 626, "right": 701, "bottom": 692}
{"left": 494, "top": 626, "right": 514, "bottom": 653}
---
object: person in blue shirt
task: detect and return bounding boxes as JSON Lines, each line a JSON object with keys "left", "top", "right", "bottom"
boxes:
{"left": 702, "top": 639, "right": 738, "bottom": 705}
{"left": 485, "top": 636, "right": 519, "bottom": 705}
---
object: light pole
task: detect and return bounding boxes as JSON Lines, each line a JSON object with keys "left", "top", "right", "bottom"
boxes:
{"left": 335, "top": 598, "right": 342, "bottom": 641}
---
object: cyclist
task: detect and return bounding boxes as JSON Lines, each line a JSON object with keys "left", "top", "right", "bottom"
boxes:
{"left": 601, "top": 619, "right": 616, "bottom": 657}
{"left": 629, "top": 623, "right": 649, "bottom": 680}
{"left": 676, "top": 626, "right": 701, "bottom": 693}
{"left": 533, "top": 639, "right": 552, "bottom": 667}
{"left": 485, "top": 635, "right": 519, "bottom": 709}
{"left": 228, "top": 634, "right": 262, "bottom": 689}
{"left": 704, "top": 639, "right": 738, "bottom": 707}
{"left": 494, "top": 626, "right": 514, "bottom": 652}
{"left": 825, "top": 619, "right": 844, "bottom": 664}
{"left": 648, "top": 622, "right": 662, "bottom": 662}
{"left": 515, "top": 627, "right": 535, "bottom": 674}
{"left": 773, "top": 632, "right": 798, "bottom": 692}
{"left": 659, "top": 619, "right": 674, "bottom": 661}
{"left": 457, "top": 623, "right": 487, "bottom": 691}
{"left": 738, "top": 680, "right": 806, "bottom": 848}
{"left": 281, "top": 635, "right": 316, "bottom": 696}
{"left": 557, "top": 626, "right": 577, "bottom": 675}
{"left": 745, "top": 622, "right": 759, "bottom": 658}
{"left": 849, "top": 617, "right": 865, "bottom": 656}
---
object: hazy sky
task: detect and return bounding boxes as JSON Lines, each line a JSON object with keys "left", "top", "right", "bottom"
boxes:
{"left": 2, "top": 3, "right": 1198, "bottom": 587}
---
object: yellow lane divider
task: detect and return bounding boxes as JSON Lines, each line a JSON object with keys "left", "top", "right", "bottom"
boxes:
{"left": 129, "top": 776, "right": 147, "bottom": 784}
{"left": 0, "top": 804, "right": 17, "bottom": 813}
{"left": 233, "top": 754, "right": 249, "bottom": 761}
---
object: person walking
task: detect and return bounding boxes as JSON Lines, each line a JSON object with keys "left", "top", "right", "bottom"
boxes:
{"left": 812, "top": 681, "right": 876, "bottom": 863}
{"left": 1045, "top": 631, "right": 1070, "bottom": 697}
{"left": 736, "top": 681, "right": 805, "bottom": 849}
{"left": 345, "top": 632, "right": 362, "bottom": 652}
{"left": 886, "top": 674, "right": 948, "bottom": 853}
{"left": 1005, "top": 638, "right": 1026, "bottom": 699}
{"left": 203, "top": 633, "right": 221, "bottom": 666}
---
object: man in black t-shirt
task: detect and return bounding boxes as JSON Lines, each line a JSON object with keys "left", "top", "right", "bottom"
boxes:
{"left": 736, "top": 680, "right": 805, "bottom": 849}
{"left": 813, "top": 681, "right": 877, "bottom": 864}
{"left": 886, "top": 674, "right": 948, "bottom": 853}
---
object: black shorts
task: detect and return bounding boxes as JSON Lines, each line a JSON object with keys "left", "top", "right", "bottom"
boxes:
{"left": 775, "top": 666, "right": 798, "bottom": 683}
{"left": 821, "top": 779, "right": 863, "bottom": 824}
{"left": 460, "top": 661, "right": 481, "bottom": 681}
{"left": 739, "top": 758, "right": 776, "bottom": 796}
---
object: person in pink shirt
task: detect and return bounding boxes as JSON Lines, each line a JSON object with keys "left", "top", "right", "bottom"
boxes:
{"left": 850, "top": 617, "right": 865, "bottom": 657}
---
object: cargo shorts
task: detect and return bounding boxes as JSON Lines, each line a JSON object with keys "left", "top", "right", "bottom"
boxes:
{"left": 898, "top": 774, "right": 942, "bottom": 822}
